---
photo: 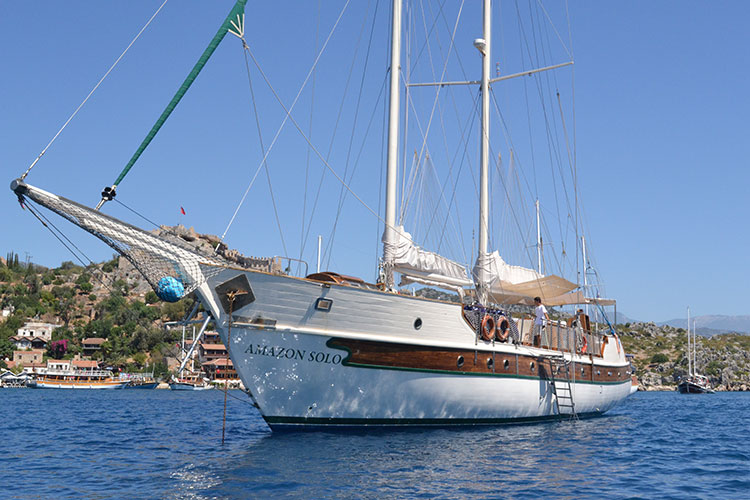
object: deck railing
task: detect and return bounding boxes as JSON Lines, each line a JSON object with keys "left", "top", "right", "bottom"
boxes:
{"left": 515, "top": 318, "right": 606, "bottom": 357}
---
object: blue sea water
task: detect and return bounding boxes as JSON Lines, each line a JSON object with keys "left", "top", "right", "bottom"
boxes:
{"left": 1, "top": 389, "right": 748, "bottom": 499}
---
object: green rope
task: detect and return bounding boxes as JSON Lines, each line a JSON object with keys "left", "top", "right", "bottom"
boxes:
{"left": 112, "top": 0, "right": 247, "bottom": 187}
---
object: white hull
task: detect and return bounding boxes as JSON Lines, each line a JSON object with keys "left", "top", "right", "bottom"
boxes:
{"left": 170, "top": 382, "right": 213, "bottom": 391}
{"left": 196, "top": 269, "right": 632, "bottom": 429}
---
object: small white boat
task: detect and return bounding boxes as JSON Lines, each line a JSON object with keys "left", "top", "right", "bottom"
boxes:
{"left": 169, "top": 375, "right": 213, "bottom": 391}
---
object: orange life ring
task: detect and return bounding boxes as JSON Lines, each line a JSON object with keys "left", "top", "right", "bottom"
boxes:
{"left": 581, "top": 336, "right": 588, "bottom": 354}
{"left": 495, "top": 315, "right": 510, "bottom": 342}
{"left": 481, "top": 314, "right": 496, "bottom": 341}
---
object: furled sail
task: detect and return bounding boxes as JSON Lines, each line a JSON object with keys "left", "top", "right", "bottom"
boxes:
{"left": 474, "top": 250, "right": 578, "bottom": 304}
{"left": 383, "top": 225, "right": 473, "bottom": 288}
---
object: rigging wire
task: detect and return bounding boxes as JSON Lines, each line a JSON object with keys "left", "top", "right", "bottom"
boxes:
{"left": 220, "top": 0, "right": 352, "bottom": 242}
{"left": 19, "top": 0, "right": 170, "bottom": 181}
{"left": 240, "top": 44, "right": 386, "bottom": 231}
{"left": 238, "top": 39, "right": 289, "bottom": 259}
{"left": 318, "top": 0, "right": 379, "bottom": 267}
{"left": 399, "top": 0, "right": 464, "bottom": 226}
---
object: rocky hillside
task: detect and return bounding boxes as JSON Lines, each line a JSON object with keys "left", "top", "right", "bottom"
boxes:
{"left": 619, "top": 322, "right": 750, "bottom": 391}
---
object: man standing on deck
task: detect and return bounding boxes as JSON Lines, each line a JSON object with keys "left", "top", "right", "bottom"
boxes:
{"left": 533, "top": 296, "right": 549, "bottom": 347}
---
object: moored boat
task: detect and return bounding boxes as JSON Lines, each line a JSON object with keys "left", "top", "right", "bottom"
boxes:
{"left": 678, "top": 308, "right": 714, "bottom": 394}
{"left": 29, "top": 368, "right": 129, "bottom": 390}
{"left": 121, "top": 372, "right": 158, "bottom": 389}
{"left": 169, "top": 376, "right": 213, "bottom": 391}
{"left": 11, "top": 0, "right": 635, "bottom": 429}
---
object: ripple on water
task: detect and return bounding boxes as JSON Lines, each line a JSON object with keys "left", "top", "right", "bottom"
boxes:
{"left": 2, "top": 390, "right": 750, "bottom": 499}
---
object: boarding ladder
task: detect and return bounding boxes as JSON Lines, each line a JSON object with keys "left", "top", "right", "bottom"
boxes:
{"left": 546, "top": 355, "right": 578, "bottom": 420}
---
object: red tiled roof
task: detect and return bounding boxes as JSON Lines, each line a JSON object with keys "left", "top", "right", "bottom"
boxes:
{"left": 13, "top": 349, "right": 45, "bottom": 356}
{"left": 202, "top": 358, "right": 233, "bottom": 367}
{"left": 72, "top": 359, "right": 99, "bottom": 368}
{"left": 82, "top": 337, "right": 106, "bottom": 345}
{"left": 200, "top": 343, "right": 227, "bottom": 350}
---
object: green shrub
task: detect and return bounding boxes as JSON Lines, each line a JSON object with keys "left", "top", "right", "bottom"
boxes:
{"left": 650, "top": 353, "right": 669, "bottom": 364}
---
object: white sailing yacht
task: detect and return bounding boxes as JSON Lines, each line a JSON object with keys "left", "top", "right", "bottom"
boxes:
{"left": 11, "top": 0, "right": 633, "bottom": 429}
{"left": 678, "top": 309, "right": 713, "bottom": 394}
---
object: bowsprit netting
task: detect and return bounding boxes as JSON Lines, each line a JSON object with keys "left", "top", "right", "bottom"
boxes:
{"left": 12, "top": 179, "right": 226, "bottom": 302}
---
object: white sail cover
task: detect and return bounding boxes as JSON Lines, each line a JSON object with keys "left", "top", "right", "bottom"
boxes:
{"left": 474, "top": 250, "right": 578, "bottom": 304}
{"left": 383, "top": 226, "right": 473, "bottom": 288}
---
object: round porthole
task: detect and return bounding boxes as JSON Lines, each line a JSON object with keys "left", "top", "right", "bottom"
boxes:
{"left": 581, "top": 367, "right": 585, "bottom": 375}
{"left": 414, "top": 318, "right": 422, "bottom": 330}
{"left": 530, "top": 361, "right": 536, "bottom": 372}
{"left": 596, "top": 369, "right": 601, "bottom": 375}
{"left": 457, "top": 355, "right": 465, "bottom": 368}
{"left": 607, "top": 371, "right": 612, "bottom": 376}
{"left": 503, "top": 359, "right": 510, "bottom": 370}
{"left": 487, "top": 357, "right": 494, "bottom": 369}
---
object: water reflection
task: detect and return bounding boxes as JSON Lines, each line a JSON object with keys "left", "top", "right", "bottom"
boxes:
{"left": 206, "top": 413, "right": 639, "bottom": 499}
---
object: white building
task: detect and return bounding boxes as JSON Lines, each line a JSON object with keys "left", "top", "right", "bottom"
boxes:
{"left": 16, "top": 322, "right": 60, "bottom": 341}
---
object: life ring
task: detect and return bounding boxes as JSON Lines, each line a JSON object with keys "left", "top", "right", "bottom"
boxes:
{"left": 481, "top": 314, "right": 496, "bottom": 341}
{"left": 581, "top": 336, "right": 588, "bottom": 354}
{"left": 495, "top": 315, "right": 510, "bottom": 342}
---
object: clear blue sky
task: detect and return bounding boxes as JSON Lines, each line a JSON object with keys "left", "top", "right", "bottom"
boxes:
{"left": 1, "top": 1, "right": 748, "bottom": 323}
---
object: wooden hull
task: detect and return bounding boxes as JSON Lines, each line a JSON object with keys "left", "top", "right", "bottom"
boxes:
{"left": 29, "top": 378, "right": 128, "bottom": 390}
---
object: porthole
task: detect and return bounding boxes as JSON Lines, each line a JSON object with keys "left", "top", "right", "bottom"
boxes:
{"left": 414, "top": 318, "right": 423, "bottom": 330}
{"left": 504, "top": 359, "right": 510, "bottom": 370}
{"left": 581, "top": 367, "right": 585, "bottom": 375}
{"left": 487, "top": 357, "right": 494, "bottom": 369}
{"left": 607, "top": 371, "right": 612, "bottom": 376}
{"left": 530, "top": 361, "right": 536, "bottom": 372}
{"left": 596, "top": 369, "right": 601, "bottom": 375}
{"left": 457, "top": 355, "right": 465, "bottom": 368}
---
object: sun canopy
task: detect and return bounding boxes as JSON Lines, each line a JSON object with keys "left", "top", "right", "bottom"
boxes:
{"left": 474, "top": 251, "right": 578, "bottom": 305}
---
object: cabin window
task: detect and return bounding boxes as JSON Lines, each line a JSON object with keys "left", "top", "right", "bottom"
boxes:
{"left": 530, "top": 361, "right": 535, "bottom": 372}
{"left": 504, "top": 359, "right": 510, "bottom": 370}
{"left": 315, "top": 298, "right": 333, "bottom": 312}
{"left": 414, "top": 318, "right": 423, "bottom": 330}
{"left": 487, "top": 357, "right": 494, "bottom": 369}
{"left": 457, "top": 356, "right": 464, "bottom": 368}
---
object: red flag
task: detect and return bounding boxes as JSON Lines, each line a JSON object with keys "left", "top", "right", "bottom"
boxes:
{"left": 180, "top": 206, "right": 186, "bottom": 215}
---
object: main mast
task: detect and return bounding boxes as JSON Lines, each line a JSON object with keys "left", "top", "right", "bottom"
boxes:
{"left": 475, "top": 0, "right": 492, "bottom": 303}
{"left": 382, "top": 0, "right": 402, "bottom": 290}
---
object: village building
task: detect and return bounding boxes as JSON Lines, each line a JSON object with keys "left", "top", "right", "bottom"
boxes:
{"left": 197, "top": 331, "right": 238, "bottom": 383}
{"left": 16, "top": 322, "right": 60, "bottom": 341}
{"left": 201, "top": 358, "right": 237, "bottom": 381}
{"left": 13, "top": 349, "right": 44, "bottom": 366}
{"left": 11, "top": 350, "right": 46, "bottom": 374}
{"left": 10, "top": 335, "right": 48, "bottom": 351}
{"left": 81, "top": 337, "right": 106, "bottom": 356}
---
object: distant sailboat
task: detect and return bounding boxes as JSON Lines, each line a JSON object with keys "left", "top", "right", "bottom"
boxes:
{"left": 678, "top": 308, "right": 714, "bottom": 394}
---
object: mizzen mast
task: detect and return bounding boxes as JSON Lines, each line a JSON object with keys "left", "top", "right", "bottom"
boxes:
{"left": 474, "top": 0, "right": 492, "bottom": 304}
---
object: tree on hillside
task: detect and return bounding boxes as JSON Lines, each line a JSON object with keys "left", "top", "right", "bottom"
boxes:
{"left": 0, "top": 338, "right": 14, "bottom": 359}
